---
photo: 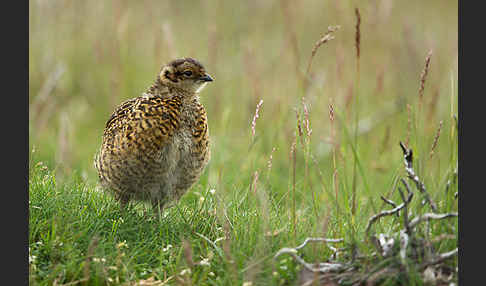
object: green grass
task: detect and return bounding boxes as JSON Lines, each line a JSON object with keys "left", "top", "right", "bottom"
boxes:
{"left": 29, "top": 0, "right": 457, "bottom": 284}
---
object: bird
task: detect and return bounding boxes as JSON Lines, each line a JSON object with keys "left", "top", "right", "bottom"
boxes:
{"left": 94, "top": 57, "right": 213, "bottom": 211}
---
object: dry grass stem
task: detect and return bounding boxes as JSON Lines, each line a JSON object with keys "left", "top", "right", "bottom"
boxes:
{"left": 280, "top": 0, "right": 302, "bottom": 79}
{"left": 250, "top": 171, "right": 259, "bottom": 194}
{"left": 162, "top": 22, "right": 176, "bottom": 59}
{"left": 294, "top": 108, "right": 304, "bottom": 146}
{"left": 419, "top": 50, "right": 433, "bottom": 101}
{"left": 445, "top": 163, "right": 458, "bottom": 195}
{"left": 406, "top": 104, "right": 412, "bottom": 147}
{"left": 427, "top": 87, "right": 440, "bottom": 121}
{"left": 182, "top": 240, "right": 194, "bottom": 268}
{"left": 429, "top": 120, "right": 443, "bottom": 159}
{"left": 329, "top": 102, "right": 339, "bottom": 212}
{"left": 31, "top": 64, "right": 66, "bottom": 133}
{"left": 302, "top": 97, "right": 312, "bottom": 137}
{"left": 266, "top": 147, "right": 277, "bottom": 182}
{"left": 305, "top": 25, "right": 340, "bottom": 76}
{"left": 267, "top": 147, "right": 276, "bottom": 171}
{"left": 355, "top": 8, "right": 361, "bottom": 61}
{"left": 56, "top": 111, "right": 73, "bottom": 174}
{"left": 251, "top": 99, "right": 264, "bottom": 139}
{"left": 83, "top": 236, "right": 99, "bottom": 285}
{"left": 290, "top": 137, "right": 297, "bottom": 243}
{"left": 365, "top": 186, "right": 413, "bottom": 237}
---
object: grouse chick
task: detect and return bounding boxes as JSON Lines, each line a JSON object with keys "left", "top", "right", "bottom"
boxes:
{"left": 94, "top": 57, "right": 213, "bottom": 210}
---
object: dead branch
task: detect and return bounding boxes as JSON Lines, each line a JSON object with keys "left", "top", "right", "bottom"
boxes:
{"left": 274, "top": 247, "right": 345, "bottom": 273}
{"left": 399, "top": 142, "right": 438, "bottom": 212}
{"left": 294, "top": 237, "right": 344, "bottom": 251}
{"left": 380, "top": 196, "right": 400, "bottom": 217}
{"left": 409, "top": 212, "right": 458, "bottom": 229}
{"left": 428, "top": 234, "right": 456, "bottom": 245}
{"left": 399, "top": 230, "right": 409, "bottom": 263}
{"left": 365, "top": 186, "right": 413, "bottom": 237}
{"left": 419, "top": 248, "right": 458, "bottom": 270}
{"left": 274, "top": 237, "right": 345, "bottom": 273}
{"left": 274, "top": 237, "right": 343, "bottom": 259}
{"left": 398, "top": 184, "right": 412, "bottom": 234}
{"left": 371, "top": 233, "right": 395, "bottom": 257}
{"left": 380, "top": 196, "right": 397, "bottom": 208}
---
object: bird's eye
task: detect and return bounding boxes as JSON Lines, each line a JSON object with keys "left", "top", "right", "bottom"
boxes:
{"left": 183, "top": 70, "right": 193, "bottom": 77}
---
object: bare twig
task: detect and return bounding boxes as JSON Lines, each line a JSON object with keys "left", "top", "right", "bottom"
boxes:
{"left": 380, "top": 196, "right": 399, "bottom": 217}
{"left": 274, "top": 237, "right": 344, "bottom": 272}
{"left": 294, "top": 237, "right": 344, "bottom": 251}
{"left": 409, "top": 212, "right": 458, "bottom": 229}
{"left": 429, "top": 233, "right": 456, "bottom": 244}
{"left": 399, "top": 230, "right": 409, "bottom": 263}
{"left": 275, "top": 246, "right": 345, "bottom": 273}
{"left": 419, "top": 248, "right": 458, "bottom": 270}
{"left": 398, "top": 185, "right": 412, "bottom": 234}
{"left": 371, "top": 234, "right": 395, "bottom": 257}
{"left": 399, "top": 141, "right": 438, "bottom": 212}
{"left": 365, "top": 186, "right": 413, "bottom": 237}
{"left": 380, "top": 196, "right": 397, "bottom": 208}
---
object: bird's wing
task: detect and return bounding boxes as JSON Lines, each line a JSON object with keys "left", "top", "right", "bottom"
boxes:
{"left": 103, "top": 97, "right": 139, "bottom": 136}
{"left": 102, "top": 94, "right": 183, "bottom": 156}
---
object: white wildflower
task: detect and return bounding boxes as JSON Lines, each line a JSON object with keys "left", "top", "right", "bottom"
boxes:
{"left": 116, "top": 240, "right": 128, "bottom": 249}
{"left": 214, "top": 237, "right": 226, "bottom": 244}
{"left": 198, "top": 258, "right": 210, "bottom": 266}
{"left": 93, "top": 257, "right": 106, "bottom": 263}
{"left": 180, "top": 268, "right": 191, "bottom": 276}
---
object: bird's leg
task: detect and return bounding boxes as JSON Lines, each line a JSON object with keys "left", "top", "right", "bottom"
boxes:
{"left": 120, "top": 198, "right": 128, "bottom": 210}
{"left": 116, "top": 192, "right": 130, "bottom": 211}
{"left": 152, "top": 200, "right": 166, "bottom": 220}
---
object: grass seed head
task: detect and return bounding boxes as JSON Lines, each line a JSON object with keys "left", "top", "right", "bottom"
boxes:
{"left": 251, "top": 99, "right": 264, "bottom": 139}
{"left": 419, "top": 50, "right": 433, "bottom": 99}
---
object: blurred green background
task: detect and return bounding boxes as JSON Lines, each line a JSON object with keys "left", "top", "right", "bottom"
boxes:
{"left": 29, "top": 0, "right": 457, "bottom": 188}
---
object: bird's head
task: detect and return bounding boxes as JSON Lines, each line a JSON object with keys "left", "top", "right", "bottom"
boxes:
{"left": 159, "top": 57, "right": 213, "bottom": 93}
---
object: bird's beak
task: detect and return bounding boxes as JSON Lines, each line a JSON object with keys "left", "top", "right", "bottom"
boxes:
{"left": 199, "top": 73, "right": 214, "bottom": 82}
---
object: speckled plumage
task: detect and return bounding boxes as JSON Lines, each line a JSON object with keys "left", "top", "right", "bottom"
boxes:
{"left": 94, "top": 58, "right": 213, "bottom": 209}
